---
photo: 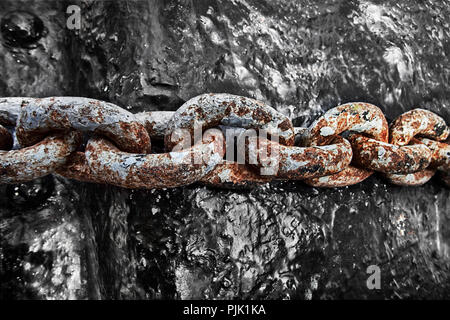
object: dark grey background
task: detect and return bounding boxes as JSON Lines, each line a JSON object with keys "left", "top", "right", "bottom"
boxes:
{"left": 0, "top": 0, "right": 450, "bottom": 299}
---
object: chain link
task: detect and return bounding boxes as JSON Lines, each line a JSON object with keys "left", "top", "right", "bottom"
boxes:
{"left": 0, "top": 94, "right": 449, "bottom": 189}
{"left": 303, "top": 102, "right": 389, "bottom": 187}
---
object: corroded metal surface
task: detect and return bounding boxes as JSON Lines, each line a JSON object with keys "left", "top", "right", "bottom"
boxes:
{"left": 16, "top": 97, "right": 151, "bottom": 153}
{"left": 0, "top": 130, "right": 80, "bottom": 183}
{"left": 306, "top": 102, "right": 389, "bottom": 146}
{"left": 164, "top": 93, "right": 295, "bottom": 150}
{"left": 350, "top": 134, "right": 432, "bottom": 173}
{"left": 417, "top": 138, "right": 450, "bottom": 172}
{"left": 1, "top": 95, "right": 448, "bottom": 189}
{"left": 384, "top": 169, "right": 436, "bottom": 186}
{"left": 55, "top": 151, "right": 93, "bottom": 183}
{"left": 247, "top": 135, "right": 353, "bottom": 179}
{"left": 303, "top": 103, "right": 390, "bottom": 187}
{"left": 304, "top": 166, "right": 374, "bottom": 188}
{"left": 0, "top": 97, "right": 21, "bottom": 126}
{"left": 390, "top": 109, "right": 449, "bottom": 146}
{"left": 79, "top": 129, "right": 224, "bottom": 189}
{"left": 135, "top": 111, "right": 175, "bottom": 138}
{"left": 386, "top": 109, "right": 450, "bottom": 186}
{"left": 200, "top": 161, "right": 271, "bottom": 188}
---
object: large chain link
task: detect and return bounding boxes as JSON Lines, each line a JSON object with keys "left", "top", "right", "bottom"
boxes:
{"left": 0, "top": 94, "right": 449, "bottom": 189}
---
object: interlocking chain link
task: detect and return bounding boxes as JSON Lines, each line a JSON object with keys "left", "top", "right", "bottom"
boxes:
{"left": 0, "top": 94, "right": 449, "bottom": 189}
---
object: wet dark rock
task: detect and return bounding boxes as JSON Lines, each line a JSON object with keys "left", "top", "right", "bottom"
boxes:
{"left": 3, "top": 177, "right": 54, "bottom": 212}
{"left": 1, "top": 0, "right": 450, "bottom": 299}
{"left": 0, "top": 0, "right": 72, "bottom": 97}
{"left": 1, "top": 11, "right": 46, "bottom": 49}
{"left": 0, "top": 177, "right": 91, "bottom": 299}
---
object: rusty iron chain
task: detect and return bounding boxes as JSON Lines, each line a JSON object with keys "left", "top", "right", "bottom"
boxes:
{"left": 0, "top": 94, "right": 449, "bottom": 189}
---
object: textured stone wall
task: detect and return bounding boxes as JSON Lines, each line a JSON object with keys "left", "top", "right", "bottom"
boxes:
{"left": 1, "top": 0, "right": 449, "bottom": 299}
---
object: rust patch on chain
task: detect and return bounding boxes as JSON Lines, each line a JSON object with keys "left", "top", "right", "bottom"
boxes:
{"left": 200, "top": 161, "right": 271, "bottom": 188}
{"left": 135, "top": 111, "right": 175, "bottom": 137}
{"left": 416, "top": 138, "right": 450, "bottom": 172}
{"left": 70, "top": 129, "right": 225, "bottom": 189}
{"left": 0, "top": 130, "right": 81, "bottom": 183}
{"left": 386, "top": 109, "right": 449, "bottom": 186}
{"left": 0, "top": 97, "right": 22, "bottom": 126}
{"left": 56, "top": 152, "right": 94, "bottom": 183}
{"left": 0, "top": 124, "right": 13, "bottom": 151}
{"left": 390, "top": 109, "right": 449, "bottom": 146}
{"left": 304, "top": 166, "right": 373, "bottom": 187}
{"left": 164, "top": 93, "right": 295, "bottom": 150}
{"left": 349, "top": 134, "right": 432, "bottom": 173}
{"left": 304, "top": 103, "right": 389, "bottom": 186}
{"left": 1, "top": 94, "right": 449, "bottom": 189}
{"left": 384, "top": 169, "right": 436, "bottom": 186}
{"left": 306, "top": 102, "right": 389, "bottom": 146}
{"left": 246, "top": 135, "right": 353, "bottom": 179}
{"left": 16, "top": 97, "right": 151, "bottom": 153}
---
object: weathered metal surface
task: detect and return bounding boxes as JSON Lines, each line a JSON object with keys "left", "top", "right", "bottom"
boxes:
{"left": 247, "top": 135, "right": 353, "bottom": 179}
{"left": 55, "top": 151, "right": 93, "bottom": 183}
{"left": 0, "top": 97, "right": 22, "bottom": 126}
{"left": 417, "top": 138, "right": 450, "bottom": 172}
{"left": 304, "top": 166, "right": 374, "bottom": 188}
{"left": 164, "top": 93, "right": 295, "bottom": 150}
{"left": 78, "top": 129, "right": 225, "bottom": 189}
{"left": 384, "top": 169, "right": 436, "bottom": 186}
{"left": 15, "top": 97, "right": 151, "bottom": 153}
{"left": 200, "top": 161, "right": 271, "bottom": 188}
{"left": 0, "top": 130, "right": 80, "bottom": 183}
{"left": 306, "top": 102, "right": 389, "bottom": 146}
{"left": 386, "top": 109, "right": 449, "bottom": 185}
{"left": 0, "top": 124, "right": 13, "bottom": 151}
{"left": 135, "top": 111, "right": 175, "bottom": 138}
{"left": 390, "top": 109, "right": 449, "bottom": 146}
{"left": 1, "top": 94, "right": 448, "bottom": 190}
{"left": 2, "top": 94, "right": 448, "bottom": 190}
{"left": 349, "top": 134, "right": 432, "bottom": 173}
{"left": 304, "top": 102, "right": 389, "bottom": 187}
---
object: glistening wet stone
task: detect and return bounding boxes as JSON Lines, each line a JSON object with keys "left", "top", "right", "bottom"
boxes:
{"left": 1, "top": 0, "right": 450, "bottom": 299}
{"left": 1, "top": 11, "right": 46, "bottom": 49}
